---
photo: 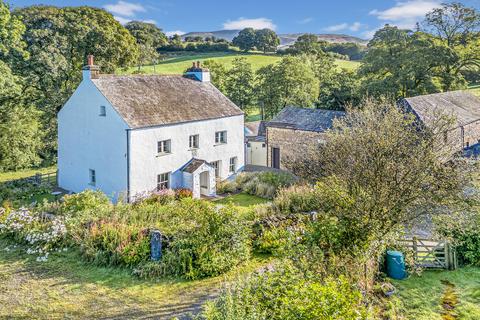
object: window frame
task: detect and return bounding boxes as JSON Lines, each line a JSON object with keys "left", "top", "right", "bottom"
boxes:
{"left": 157, "top": 139, "right": 172, "bottom": 154}
{"left": 189, "top": 134, "right": 199, "bottom": 149}
{"left": 89, "top": 169, "right": 96, "bottom": 186}
{"left": 99, "top": 105, "right": 106, "bottom": 117}
{"left": 157, "top": 172, "right": 170, "bottom": 191}
{"left": 211, "top": 160, "right": 221, "bottom": 178}
{"left": 215, "top": 131, "right": 227, "bottom": 145}
{"left": 229, "top": 157, "right": 237, "bottom": 173}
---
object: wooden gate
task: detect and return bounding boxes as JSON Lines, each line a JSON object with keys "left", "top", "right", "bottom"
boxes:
{"left": 400, "top": 237, "right": 457, "bottom": 270}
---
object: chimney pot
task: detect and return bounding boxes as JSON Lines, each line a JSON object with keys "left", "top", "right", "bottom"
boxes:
{"left": 197, "top": 61, "right": 201, "bottom": 68}
{"left": 192, "top": 62, "right": 196, "bottom": 68}
{"left": 87, "top": 55, "right": 94, "bottom": 66}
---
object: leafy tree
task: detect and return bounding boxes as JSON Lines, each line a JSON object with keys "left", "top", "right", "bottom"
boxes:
{"left": 360, "top": 25, "right": 445, "bottom": 98}
{"left": 125, "top": 21, "right": 167, "bottom": 67}
{"left": 254, "top": 28, "right": 280, "bottom": 53}
{"left": 322, "top": 42, "right": 367, "bottom": 60}
{"left": 202, "top": 59, "right": 228, "bottom": 93}
{"left": 317, "top": 69, "right": 362, "bottom": 110}
{"left": 232, "top": 28, "right": 257, "bottom": 52}
{"left": 423, "top": 2, "right": 480, "bottom": 91}
{"left": 14, "top": 5, "right": 139, "bottom": 159}
{"left": 0, "top": 0, "right": 28, "bottom": 65}
{"left": 286, "top": 98, "right": 467, "bottom": 244}
{"left": 224, "top": 57, "right": 255, "bottom": 110}
{"left": 0, "top": 102, "right": 43, "bottom": 171}
{"left": 256, "top": 56, "right": 319, "bottom": 118}
{"left": 291, "top": 33, "right": 322, "bottom": 54}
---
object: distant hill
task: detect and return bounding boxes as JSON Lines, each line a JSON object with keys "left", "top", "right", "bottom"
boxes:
{"left": 182, "top": 30, "right": 368, "bottom": 46}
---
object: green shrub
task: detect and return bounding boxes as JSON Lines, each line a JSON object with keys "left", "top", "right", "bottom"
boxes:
{"left": 0, "top": 179, "right": 53, "bottom": 206}
{"left": 235, "top": 172, "right": 296, "bottom": 199}
{"left": 60, "top": 190, "right": 112, "bottom": 215}
{"left": 434, "top": 211, "right": 480, "bottom": 266}
{"left": 77, "top": 219, "right": 150, "bottom": 267}
{"left": 202, "top": 262, "right": 367, "bottom": 320}
{"left": 216, "top": 179, "right": 237, "bottom": 194}
{"left": 136, "top": 189, "right": 176, "bottom": 205}
{"left": 273, "top": 184, "right": 320, "bottom": 214}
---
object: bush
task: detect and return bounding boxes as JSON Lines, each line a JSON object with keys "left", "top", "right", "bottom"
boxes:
{"left": 135, "top": 189, "right": 176, "bottom": 205}
{"left": 235, "top": 172, "right": 296, "bottom": 199}
{"left": 0, "top": 179, "right": 53, "bottom": 206}
{"left": 273, "top": 184, "right": 320, "bottom": 214}
{"left": 60, "top": 190, "right": 112, "bottom": 215}
{"left": 216, "top": 179, "right": 237, "bottom": 194}
{"left": 174, "top": 188, "right": 193, "bottom": 199}
{"left": 202, "top": 262, "right": 367, "bottom": 320}
{"left": 434, "top": 211, "right": 480, "bottom": 266}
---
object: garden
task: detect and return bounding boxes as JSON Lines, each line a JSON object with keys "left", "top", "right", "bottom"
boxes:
{"left": 2, "top": 102, "right": 480, "bottom": 319}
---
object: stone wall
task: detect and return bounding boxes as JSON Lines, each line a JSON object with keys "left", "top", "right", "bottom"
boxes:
{"left": 266, "top": 127, "right": 326, "bottom": 170}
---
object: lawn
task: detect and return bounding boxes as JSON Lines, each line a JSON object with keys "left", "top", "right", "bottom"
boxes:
{"left": 215, "top": 192, "right": 270, "bottom": 207}
{"left": 393, "top": 267, "right": 480, "bottom": 319}
{"left": 468, "top": 84, "right": 480, "bottom": 97}
{"left": 0, "top": 166, "right": 56, "bottom": 183}
{"left": 121, "top": 52, "right": 360, "bottom": 75}
{"left": 0, "top": 239, "right": 268, "bottom": 319}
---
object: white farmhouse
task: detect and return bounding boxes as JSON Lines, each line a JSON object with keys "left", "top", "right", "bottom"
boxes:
{"left": 58, "top": 56, "right": 244, "bottom": 200}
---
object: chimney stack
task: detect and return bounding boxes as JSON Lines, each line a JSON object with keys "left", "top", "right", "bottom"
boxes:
{"left": 82, "top": 54, "right": 100, "bottom": 80}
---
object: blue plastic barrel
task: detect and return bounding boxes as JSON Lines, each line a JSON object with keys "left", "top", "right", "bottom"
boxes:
{"left": 386, "top": 250, "right": 406, "bottom": 280}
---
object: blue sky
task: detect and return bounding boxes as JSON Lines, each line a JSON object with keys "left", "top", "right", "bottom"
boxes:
{"left": 10, "top": 0, "right": 480, "bottom": 39}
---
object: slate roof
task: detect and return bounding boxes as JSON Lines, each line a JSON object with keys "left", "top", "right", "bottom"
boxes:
{"left": 91, "top": 75, "right": 243, "bottom": 129}
{"left": 266, "top": 107, "right": 345, "bottom": 133}
{"left": 181, "top": 158, "right": 212, "bottom": 173}
{"left": 402, "top": 91, "right": 480, "bottom": 127}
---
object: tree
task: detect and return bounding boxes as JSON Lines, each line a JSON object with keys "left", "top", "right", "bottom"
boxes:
{"left": 224, "top": 58, "right": 255, "bottom": 110}
{"left": 232, "top": 28, "right": 257, "bottom": 52}
{"left": 292, "top": 33, "right": 322, "bottom": 54}
{"left": 317, "top": 69, "right": 362, "bottom": 110}
{"left": 14, "top": 5, "right": 139, "bottom": 159}
{"left": 286, "top": 98, "right": 467, "bottom": 245}
{"left": 254, "top": 28, "right": 280, "bottom": 53}
{"left": 0, "top": 103, "right": 43, "bottom": 171}
{"left": 359, "top": 25, "right": 445, "bottom": 98}
{"left": 256, "top": 56, "right": 319, "bottom": 118}
{"left": 423, "top": 2, "right": 480, "bottom": 91}
{"left": 125, "top": 21, "right": 167, "bottom": 67}
{"left": 202, "top": 59, "right": 228, "bottom": 93}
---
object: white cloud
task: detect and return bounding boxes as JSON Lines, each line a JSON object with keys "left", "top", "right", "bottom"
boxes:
{"left": 113, "top": 16, "right": 131, "bottom": 24}
{"left": 361, "top": 29, "right": 379, "bottom": 39}
{"left": 223, "top": 18, "right": 276, "bottom": 30}
{"left": 370, "top": 0, "right": 441, "bottom": 29}
{"left": 298, "top": 17, "right": 313, "bottom": 24}
{"left": 165, "top": 30, "right": 186, "bottom": 37}
{"left": 104, "top": 1, "right": 146, "bottom": 17}
{"left": 324, "top": 22, "right": 364, "bottom": 32}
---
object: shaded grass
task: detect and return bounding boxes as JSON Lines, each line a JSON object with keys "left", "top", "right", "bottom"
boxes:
{"left": 121, "top": 53, "right": 360, "bottom": 75}
{"left": 468, "top": 84, "right": 480, "bottom": 97}
{"left": 0, "top": 239, "right": 269, "bottom": 319}
{"left": 0, "top": 166, "right": 56, "bottom": 183}
{"left": 215, "top": 192, "right": 270, "bottom": 207}
{"left": 393, "top": 267, "right": 480, "bottom": 320}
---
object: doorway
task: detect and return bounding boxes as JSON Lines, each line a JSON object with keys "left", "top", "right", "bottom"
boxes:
{"left": 272, "top": 147, "right": 280, "bottom": 169}
{"left": 199, "top": 171, "right": 210, "bottom": 196}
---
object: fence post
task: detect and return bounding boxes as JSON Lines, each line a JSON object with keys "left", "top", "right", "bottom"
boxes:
{"left": 412, "top": 237, "right": 418, "bottom": 264}
{"left": 35, "top": 173, "right": 41, "bottom": 184}
{"left": 150, "top": 230, "right": 162, "bottom": 261}
{"left": 445, "top": 241, "right": 450, "bottom": 270}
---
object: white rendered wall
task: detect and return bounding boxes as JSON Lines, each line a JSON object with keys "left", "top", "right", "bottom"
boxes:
{"left": 246, "top": 141, "right": 267, "bottom": 166}
{"left": 129, "top": 115, "right": 244, "bottom": 197}
{"left": 57, "top": 76, "right": 129, "bottom": 200}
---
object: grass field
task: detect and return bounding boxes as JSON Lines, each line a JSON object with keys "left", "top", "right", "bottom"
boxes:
{"left": 122, "top": 52, "right": 361, "bottom": 75}
{"left": 0, "top": 166, "right": 56, "bottom": 183}
{"left": 0, "top": 239, "right": 268, "bottom": 319}
{"left": 393, "top": 267, "right": 480, "bottom": 319}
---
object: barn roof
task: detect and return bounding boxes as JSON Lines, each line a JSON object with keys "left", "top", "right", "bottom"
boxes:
{"left": 91, "top": 75, "right": 243, "bottom": 129}
{"left": 266, "top": 107, "right": 345, "bottom": 133}
{"left": 402, "top": 91, "right": 480, "bottom": 127}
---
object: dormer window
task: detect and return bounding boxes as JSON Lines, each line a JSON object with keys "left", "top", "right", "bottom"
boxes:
{"left": 99, "top": 105, "right": 106, "bottom": 116}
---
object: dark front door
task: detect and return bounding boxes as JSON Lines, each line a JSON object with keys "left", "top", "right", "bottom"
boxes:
{"left": 272, "top": 147, "right": 280, "bottom": 169}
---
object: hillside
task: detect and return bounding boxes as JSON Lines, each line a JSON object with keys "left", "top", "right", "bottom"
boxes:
{"left": 182, "top": 30, "right": 368, "bottom": 46}
{"left": 123, "top": 53, "right": 361, "bottom": 75}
